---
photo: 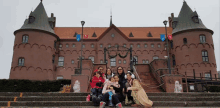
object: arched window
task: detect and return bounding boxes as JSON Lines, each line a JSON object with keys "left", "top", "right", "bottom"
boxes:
{"left": 130, "top": 44, "right": 133, "bottom": 48}
{"left": 91, "top": 44, "right": 94, "bottom": 48}
{"left": 200, "top": 35, "right": 206, "bottom": 43}
{"left": 22, "top": 35, "right": 28, "bottom": 43}
{"left": 170, "top": 41, "right": 173, "bottom": 48}
{"left": 142, "top": 60, "right": 145, "bottom": 64}
{"left": 146, "top": 60, "right": 149, "bottom": 64}
{"left": 100, "top": 44, "right": 103, "bottom": 48}
{"left": 158, "top": 44, "right": 161, "bottom": 48}
{"left": 66, "top": 44, "right": 69, "bottom": 48}
{"left": 72, "top": 44, "right": 75, "bottom": 48}
{"left": 100, "top": 60, "right": 103, "bottom": 63}
{"left": 54, "top": 41, "right": 56, "bottom": 48}
{"left": 52, "top": 55, "right": 55, "bottom": 64}
{"left": 82, "top": 44, "right": 85, "bottom": 48}
{"left": 153, "top": 56, "right": 159, "bottom": 60}
{"left": 58, "top": 57, "right": 64, "bottom": 66}
{"left": 137, "top": 44, "right": 140, "bottom": 48}
{"left": 183, "top": 38, "right": 187, "bottom": 44}
{"left": 18, "top": 57, "right": 25, "bottom": 66}
{"left": 172, "top": 55, "right": 176, "bottom": 66}
{"left": 202, "top": 50, "right": 208, "bottom": 62}
{"left": 118, "top": 60, "right": 121, "bottom": 64}
{"left": 144, "top": 44, "right": 147, "bottom": 48}
{"left": 123, "top": 44, "right": 126, "bottom": 48}
{"left": 108, "top": 44, "right": 111, "bottom": 48}
{"left": 151, "top": 44, "right": 154, "bottom": 48}
{"left": 110, "top": 58, "right": 116, "bottom": 67}
{"left": 71, "top": 60, "right": 74, "bottom": 64}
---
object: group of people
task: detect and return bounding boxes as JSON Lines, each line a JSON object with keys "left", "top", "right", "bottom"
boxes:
{"left": 89, "top": 66, "right": 153, "bottom": 108}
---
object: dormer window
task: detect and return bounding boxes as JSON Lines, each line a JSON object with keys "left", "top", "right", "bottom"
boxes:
{"left": 28, "top": 16, "right": 35, "bottom": 24}
{"left": 192, "top": 16, "right": 199, "bottom": 23}
{"left": 172, "top": 21, "right": 177, "bottom": 29}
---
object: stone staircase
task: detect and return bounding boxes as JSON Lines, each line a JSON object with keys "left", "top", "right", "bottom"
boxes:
{"left": 0, "top": 92, "right": 220, "bottom": 107}
{"left": 138, "top": 71, "right": 163, "bottom": 92}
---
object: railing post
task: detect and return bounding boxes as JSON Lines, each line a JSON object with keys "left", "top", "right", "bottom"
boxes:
{"left": 210, "top": 70, "right": 212, "bottom": 80}
{"left": 185, "top": 72, "right": 188, "bottom": 92}
{"left": 200, "top": 73, "right": 202, "bottom": 80}
{"left": 215, "top": 74, "right": 217, "bottom": 81}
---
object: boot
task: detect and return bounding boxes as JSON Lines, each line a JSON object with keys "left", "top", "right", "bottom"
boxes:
{"left": 116, "top": 103, "right": 123, "bottom": 108}
{"left": 99, "top": 101, "right": 106, "bottom": 108}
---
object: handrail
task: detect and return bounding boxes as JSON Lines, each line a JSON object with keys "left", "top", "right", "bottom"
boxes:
{"left": 133, "top": 65, "right": 165, "bottom": 89}
{"left": 149, "top": 62, "right": 165, "bottom": 90}
{"left": 133, "top": 66, "right": 141, "bottom": 82}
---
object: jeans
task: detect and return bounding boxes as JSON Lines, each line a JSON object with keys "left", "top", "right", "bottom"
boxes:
{"left": 102, "top": 92, "right": 120, "bottom": 106}
{"left": 91, "top": 88, "right": 103, "bottom": 106}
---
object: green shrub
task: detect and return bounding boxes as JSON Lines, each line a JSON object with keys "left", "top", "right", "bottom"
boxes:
{"left": 0, "top": 79, "right": 71, "bottom": 92}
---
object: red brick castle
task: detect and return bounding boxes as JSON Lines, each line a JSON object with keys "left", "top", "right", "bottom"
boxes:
{"left": 10, "top": 1, "right": 217, "bottom": 92}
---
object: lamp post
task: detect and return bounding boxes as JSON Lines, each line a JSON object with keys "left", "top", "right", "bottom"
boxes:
{"left": 163, "top": 20, "right": 171, "bottom": 74}
{"left": 80, "top": 21, "right": 85, "bottom": 74}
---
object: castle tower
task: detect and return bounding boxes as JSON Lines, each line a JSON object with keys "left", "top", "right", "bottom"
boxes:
{"left": 169, "top": 1, "right": 217, "bottom": 78}
{"left": 10, "top": 1, "right": 58, "bottom": 80}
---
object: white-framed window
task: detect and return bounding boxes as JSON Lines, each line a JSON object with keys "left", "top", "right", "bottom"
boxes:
{"left": 146, "top": 60, "right": 149, "bottom": 64}
{"left": 151, "top": 44, "right": 154, "bottom": 48}
{"left": 72, "top": 44, "right": 75, "bottom": 48}
{"left": 111, "top": 33, "right": 115, "bottom": 37}
{"left": 71, "top": 60, "right": 74, "bottom": 64}
{"left": 91, "top": 44, "right": 94, "bottom": 48}
{"left": 22, "top": 35, "right": 28, "bottom": 43}
{"left": 59, "top": 44, "right": 62, "bottom": 48}
{"left": 130, "top": 44, "right": 133, "bottom": 48}
{"left": 58, "top": 57, "right": 64, "bottom": 66}
{"left": 123, "top": 44, "right": 126, "bottom": 48}
{"left": 82, "top": 44, "right": 85, "bottom": 48}
{"left": 153, "top": 56, "right": 159, "bottom": 60}
{"left": 142, "top": 60, "right": 145, "bottom": 64}
{"left": 66, "top": 44, "right": 69, "bottom": 48}
{"left": 100, "top": 44, "right": 103, "bottom": 48}
{"left": 158, "top": 44, "right": 161, "bottom": 48}
{"left": 144, "top": 44, "right": 147, "bottom": 48}
{"left": 108, "top": 44, "right": 111, "bottom": 48}
{"left": 110, "top": 58, "right": 116, "bottom": 67}
{"left": 18, "top": 58, "right": 25, "bottom": 66}
{"left": 100, "top": 60, "right": 103, "bottom": 63}
{"left": 89, "top": 56, "right": 94, "bottom": 63}
{"left": 137, "top": 44, "right": 140, "bottom": 48}
{"left": 202, "top": 50, "right": 208, "bottom": 62}
{"left": 205, "top": 73, "right": 211, "bottom": 80}
{"left": 119, "top": 60, "right": 121, "bottom": 64}
{"left": 200, "top": 35, "right": 206, "bottom": 43}
{"left": 57, "top": 76, "right": 63, "bottom": 80}
{"left": 123, "top": 60, "right": 126, "bottom": 64}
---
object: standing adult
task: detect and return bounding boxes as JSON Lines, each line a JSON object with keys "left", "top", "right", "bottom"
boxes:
{"left": 126, "top": 73, "right": 153, "bottom": 107}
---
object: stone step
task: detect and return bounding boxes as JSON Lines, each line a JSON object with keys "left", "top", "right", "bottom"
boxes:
{"left": 1, "top": 92, "right": 220, "bottom": 97}
{"left": 0, "top": 107, "right": 215, "bottom": 108}
{"left": 0, "top": 101, "right": 220, "bottom": 107}
{"left": 1, "top": 96, "right": 220, "bottom": 101}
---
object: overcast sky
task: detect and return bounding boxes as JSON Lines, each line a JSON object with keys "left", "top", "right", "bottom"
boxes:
{"left": 0, "top": 0, "right": 219, "bottom": 79}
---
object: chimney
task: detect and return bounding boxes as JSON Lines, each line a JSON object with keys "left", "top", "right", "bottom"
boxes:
{"left": 171, "top": 13, "right": 174, "bottom": 18}
{"left": 51, "top": 13, "right": 54, "bottom": 17}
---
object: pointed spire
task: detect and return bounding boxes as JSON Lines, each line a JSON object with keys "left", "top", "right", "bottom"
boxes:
{"left": 110, "top": 8, "right": 112, "bottom": 26}
{"left": 18, "top": 1, "right": 55, "bottom": 34}
{"left": 172, "top": 1, "right": 212, "bottom": 35}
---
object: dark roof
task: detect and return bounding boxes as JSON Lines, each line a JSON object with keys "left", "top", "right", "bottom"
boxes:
{"left": 18, "top": 1, "right": 55, "bottom": 34}
{"left": 172, "top": 1, "right": 213, "bottom": 35}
